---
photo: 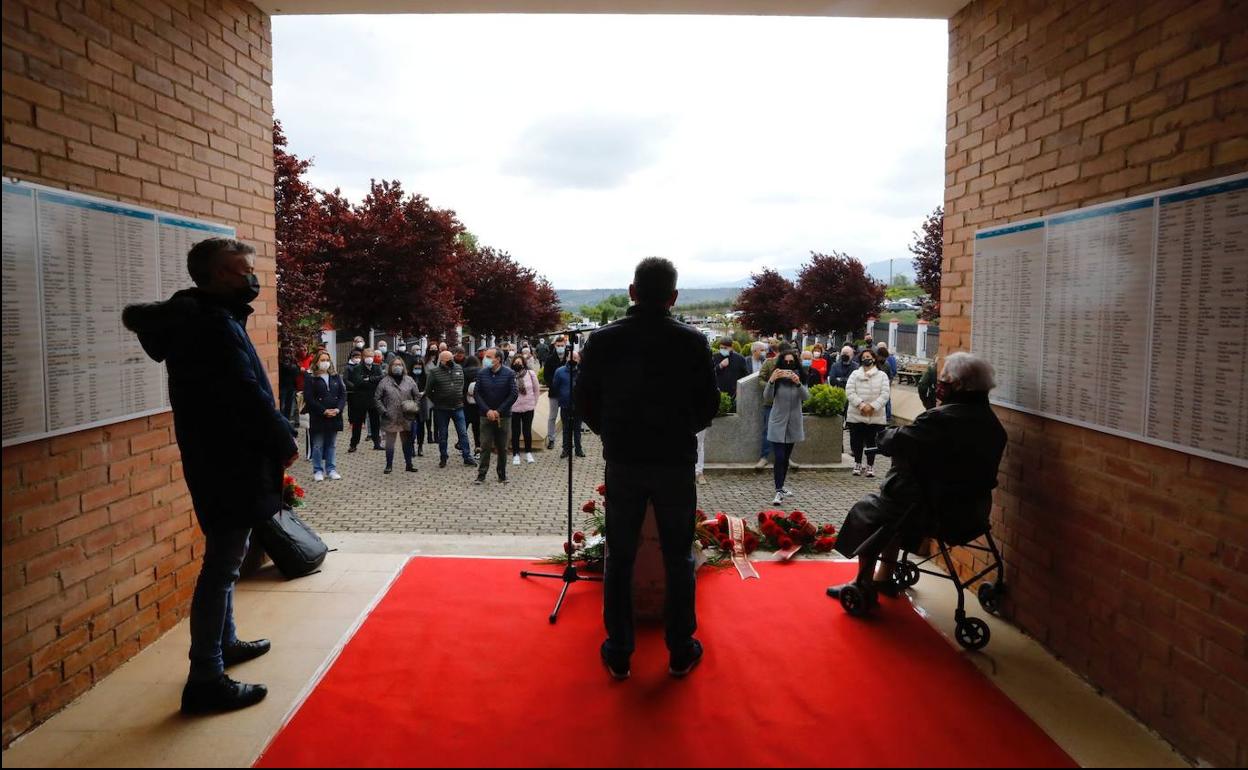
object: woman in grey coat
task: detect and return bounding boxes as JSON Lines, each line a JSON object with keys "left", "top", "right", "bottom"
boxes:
{"left": 763, "top": 350, "right": 810, "bottom": 505}
{"left": 374, "top": 359, "right": 423, "bottom": 474}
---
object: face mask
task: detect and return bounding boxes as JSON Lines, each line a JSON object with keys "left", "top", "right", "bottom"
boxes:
{"left": 318, "top": 360, "right": 331, "bottom": 372}
{"left": 391, "top": 366, "right": 404, "bottom": 376}
{"left": 349, "top": 359, "right": 361, "bottom": 366}
{"left": 556, "top": 346, "right": 566, "bottom": 355}
{"left": 802, "top": 360, "right": 812, "bottom": 368}
{"left": 483, "top": 357, "right": 494, "bottom": 369}
{"left": 813, "top": 352, "right": 822, "bottom": 359}
{"left": 443, "top": 360, "right": 453, "bottom": 368}
{"left": 414, "top": 367, "right": 423, "bottom": 374}
{"left": 841, "top": 355, "right": 851, "bottom": 363}
{"left": 862, "top": 360, "right": 875, "bottom": 368}
{"left": 378, "top": 347, "right": 388, "bottom": 354}
{"left": 720, "top": 348, "right": 731, "bottom": 356}
{"left": 398, "top": 346, "right": 407, "bottom": 353}
{"left": 355, "top": 342, "right": 365, "bottom": 349}
{"left": 230, "top": 273, "right": 260, "bottom": 304}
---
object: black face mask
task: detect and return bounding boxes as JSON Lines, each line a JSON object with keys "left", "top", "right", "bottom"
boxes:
{"left": 841, "top": 355, "right": 851, "bottom": 363}
{"left": 231, "top": 273, "right": 260, "bottom": 304}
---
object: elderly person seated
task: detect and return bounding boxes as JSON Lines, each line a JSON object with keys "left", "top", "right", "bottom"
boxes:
{"left": 827, "top": 352, "right": 1007, "bottom": 605}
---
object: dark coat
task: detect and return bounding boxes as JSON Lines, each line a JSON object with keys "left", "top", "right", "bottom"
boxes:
{"left": 426, "top": 362, "right": 466, "bottom": 409}
{"left": 574, "top": 305, "right": 720, "bottom": 466}
{"left": 713, "top": 350, "right": 752, "bottom": 397}
{"left": 826, "top": 358, "right": 858, "bottom": 390}
{"left": 305, "top": 372, "right": 347, "bottom": 433}
{"left": 800, "top": 365, "right": 824, "bottom": 387}
{"left": 122, "top": 289, "right": 296, "bottom": 534}
{"left": 475, "top": 365, "right": 519, "bottom": 416}
{"left": 543, "top": 348, "right": 568, "bottom": 390}
{"left": 835, "top": 393, "right": 1007, "bottom": 557}
{"left": 346, "top": 361, "right": 384, "bottom": 417}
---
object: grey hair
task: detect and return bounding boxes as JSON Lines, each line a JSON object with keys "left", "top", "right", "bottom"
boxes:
{"left": 940, "top": 352, "right": 996, "bottom": 392}
{"left": 751, "top": 342, "right": 767, "bottom": 353}
{"left": 840, "top": 345, "right": 855, "bottom": 357}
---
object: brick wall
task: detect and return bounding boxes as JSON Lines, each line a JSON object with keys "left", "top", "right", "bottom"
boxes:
{"left": 941, "top": 0, "right": 1247, "bottom": 766}
{"left": 2, "top": 0, "right": 274, "bottom": 746}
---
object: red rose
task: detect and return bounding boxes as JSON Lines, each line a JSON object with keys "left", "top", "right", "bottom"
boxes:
{"left": 573, "top": 531, "right": 585, "bottom": 543}
{"left": 295, "top": 487, "right": 305, "bottom": 498}
{"left": 815, "top": 537, "right": 836, "bottom": 553}
{"left": 716, "top": 512, "right": 728, "bottom": 525}
{"left": 597, "top": 483, "right": 607, "bottom": 496}
{"left": 284, "top": 475, "right": 294, "bottom": 485}
{"left": 718, "top": 537, "right": 733, "bottom": 551}
{"left": 744, "top": 534, "right": 759, "bottom": 553}
{"left": 582, "top": 500, "right": 596, "bottom": 513}
{"left": 757, "top": 512, "right": 768, "bottom": 524}
{"left": 779, "top": 536, "right": 794, "bottom": 550}
{"left": 822, "top": 524, "right": 836, "bottom": 535}
{"left": 791, "top": 509, "right": 806, "bottom": 520}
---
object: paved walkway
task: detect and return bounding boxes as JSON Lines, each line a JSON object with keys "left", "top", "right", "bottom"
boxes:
{"left": 296, "top": 422, "right": 892, "bottom": 536}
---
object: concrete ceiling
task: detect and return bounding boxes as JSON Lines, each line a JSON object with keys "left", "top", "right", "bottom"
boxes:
{"left": 253, "top": 0, "right": 971, "bottom": 19}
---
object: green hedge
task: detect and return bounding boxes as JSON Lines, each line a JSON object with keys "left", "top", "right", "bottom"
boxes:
{"left": 803, "top": 384, "right": 847, "bottom": 417}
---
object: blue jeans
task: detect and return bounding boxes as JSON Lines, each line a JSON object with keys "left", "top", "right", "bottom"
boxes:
{"left": 434, "top": 408, "right": 472, "bottom": 461}
{"left": 603, "top": 462, "right": 698, "bottom": 659}
{"left": 310, "top": 428, "right": 338, "bottom": 474}
{"left": 760, "top": 404, "right": 773, "bottom": 459}
{"left": 188, "top": 527, "right": 251, "bottom": 682}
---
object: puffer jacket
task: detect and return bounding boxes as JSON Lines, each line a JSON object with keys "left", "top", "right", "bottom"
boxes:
{"left": 512, "top": 368, "right": 540, "bottom": 413}
{"left": 845, "top": 366, "right": 890, "bottom": 425}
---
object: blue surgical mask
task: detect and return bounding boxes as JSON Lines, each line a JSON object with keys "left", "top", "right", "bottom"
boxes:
{"left": 483, "top": 357, "right": 494, "bottom": 369}
{"left": 802, "top": 360, "right": 812, "bottom": 368}
{"left": 719, "top": 348, "right": 731, "bottom": 356}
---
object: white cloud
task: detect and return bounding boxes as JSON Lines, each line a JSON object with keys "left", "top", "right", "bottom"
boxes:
{"left": 272, "top": 14, "right": 947, "bottom": 289}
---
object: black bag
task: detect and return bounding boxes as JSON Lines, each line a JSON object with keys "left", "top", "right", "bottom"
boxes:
{"left": 254, "top": 506, "right": 328, "bottom": 579}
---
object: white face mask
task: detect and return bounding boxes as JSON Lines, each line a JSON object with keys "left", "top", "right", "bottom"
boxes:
{"left": 398, "top": 346, "right": 407, "bottom": 352}
{"left": 555, "top": 346, "right": 566, "bottom": 355}
{"left": 349, "top": 358, "right": 361, "bottom": 366}
{"left": 318, "top": 360, "right": 331, "bottom": 371}
{"left": 391, "top": 366, "right": 404, "bottom": 376}
{"left": 378, "top": 346, "right": 388, "bottom": 353}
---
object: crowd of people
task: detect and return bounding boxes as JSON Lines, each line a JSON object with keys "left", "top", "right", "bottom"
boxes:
{"left": 133, "top": 238, "right": 998, "bottom": 708}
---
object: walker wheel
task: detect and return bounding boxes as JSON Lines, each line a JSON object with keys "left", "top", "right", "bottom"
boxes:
{"left": 955, "top": 617, "right": 990, "bottom": 650}
{"left": 896, "top": 560, "right": 920, "bottom": 588}
{"left": 977, "top": 582, "right": 1002, "bottom": 614}
{"left": 840, "top": 584, "right": 869, "bottom": 617}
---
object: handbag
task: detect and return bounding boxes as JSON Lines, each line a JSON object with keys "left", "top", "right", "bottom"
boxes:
{"left": 254, "top": 506, "right": 329, "bottom": 579}
{"left": 402, "top": 399, "right": 421, "bottom": 419}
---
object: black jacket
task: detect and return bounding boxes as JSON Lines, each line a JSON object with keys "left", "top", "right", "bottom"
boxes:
{"left": 475, "top": 365, "right": 519, "bottom": 416}
{"left": 122, "top": 289, "right": 296, "bottom": 533}
{"left": 877, "top": 392, "right": 1007, "bottom": 542}
{"left": 574, "top": 305, "right": 719, "bottom": 466}
{"left": 426, "top": 362, "right": 466, "bottom": 409}
{"left": 542, "top": 348, "right": 567, "bottom": 390}
{"left": 826, "top": 358, "right": 858, "bottom": 390}
{"left": 305, "top": 372, "right": 347, "bottom": 432}
{"left": 713, "top": 350, "right": 752, "bottom": 398}
{"left": 346, "top": 361, "right": 384, "bottom": 416}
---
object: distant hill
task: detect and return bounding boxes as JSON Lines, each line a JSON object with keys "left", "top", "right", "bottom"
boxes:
{"left": 556, "top": 287, "right": 741, "bottom": 311}
{"left": 864, "top": 259, "right": 915, "bottom": 284}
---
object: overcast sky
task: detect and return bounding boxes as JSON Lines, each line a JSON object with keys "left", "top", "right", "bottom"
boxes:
{"left": 271, "top": 14, "right": 947, "bottom": 289}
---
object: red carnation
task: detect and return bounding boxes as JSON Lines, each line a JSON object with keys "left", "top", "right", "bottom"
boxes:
{"left": 744, "top": 533, "right": 759, "bottom": 553}
{"left": 716, "top": 512, "right": 728, "bottom": 525}
{"left": 284, "top": 475, "right": 294, "bottom": 485}
{"left": 822, "top": 524, "right": 836, "bottom": 535}
{"left": 582, "top": 500, "right": 596, "bottom": 513}
{"left": 815, "top": 537, "right": 835, "bottom": 553}
{"left": 573, "top": 531, "right": 585, "bottom": 543}
{"left": 779, "top": 536, "right": 794, "bottom": 550}
{"left": 597, "top": 483, "right": 607, "bottom": 496}
{"left": 295, "top": 487, "right": 305, "bottom": 498}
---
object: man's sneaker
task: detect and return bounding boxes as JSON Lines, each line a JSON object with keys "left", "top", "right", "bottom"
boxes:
{"left": 313, "top": 471, "right": 324, "bottom": 482}
{"left": 222, "top": 639, "right": 270, "bottom": 667}
{"left": 512, "top": 455, "right": 521, "bottom": 466}
{"left": 181, "top": 675, "right": 267, "bottom": 715}
{"left": 781, "top": 486, "right": 794, "bottom": 497}
{"left": 788, "top": 461, "right": 801, "bottom": 470}
{"left": 600, "top": 642, "right": 629, "bottom": 681}
{"left": 575, "top": 449, "right": 586, "bottom": 458}
{"left": 328, "top": 470, "right": 342, "bottom": 480}
{"left": 754, "top": 457, "right": 769, "bottom": 469}
{"left": 560, "top": 450, "right": 571, "bottom": 459}
{"left": 866, "top": 465, "right": 876, "bottom": 478}
{"left": 525, "top": 453, "right": 536, "bottom": 464}
{"left": 347, "top": 446, "right": 358, "bottom": 453}
{"left": 668, "top": 639, "right": 703, "bottom": 678}
{"left": 696, "top": 473, "right": 707, "bottom": 485}
{"left": 473, "top": 477, "right": 485, "bottom": 485}
{"left": 383, "top": 467, "right": 393, "bottom": 475}
{"left": 498, "top": 477, "right": 509, "bottom": 484}
{"left": 772, "top": 491, "right": 785, "bottom": 505}
{"left": 464, "top": 457, "right": 478, "bottom": 467}
{"left": 852, "top": 463, "right": 862, "bottom": 476}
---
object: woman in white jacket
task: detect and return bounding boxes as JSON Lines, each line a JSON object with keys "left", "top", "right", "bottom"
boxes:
{"left": 845, "top": 348, "right": 891, "bottom": 478}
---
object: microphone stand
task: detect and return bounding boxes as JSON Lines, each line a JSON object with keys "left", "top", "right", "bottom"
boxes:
{"left": 520, "top": 358, "right": 602, "bottom": 623}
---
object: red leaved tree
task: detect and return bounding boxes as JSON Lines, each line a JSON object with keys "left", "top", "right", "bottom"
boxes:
{"left": 460, "top": 247, "right": 563, "bottom": 339}
{"left": 733, "top": 269, "right": 797, "bottom": 336}
{"left": 274, "top": 121, "right": 334, "bottom": 353}
{"left": 910, "top": 206, "right": 943, "bottom": 321}
{"left": 788, "top": 251, "right": 885, "bottom": 335}
{"left": 320, "top": 180, "right": 466, "bottom": 337}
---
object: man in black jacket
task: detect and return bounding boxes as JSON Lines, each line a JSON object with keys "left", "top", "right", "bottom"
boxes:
{"left": 542, "top": 335, "right": 569, "bottom": 450}
{"left": 123, "top": 237, "right": 293, "bottom": 715}
{"left": 575, "top": 258, "right": 719, "bottom": 681}
{"left": 712, "top": 336, "right": 751, "bottom": 399}
{"left": 346, "top": 349, "right": 384, "bottom": 451}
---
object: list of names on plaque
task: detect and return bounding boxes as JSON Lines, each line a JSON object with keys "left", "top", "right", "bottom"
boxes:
{"left": 2, "top": 184, "right": 47, "bottom": 441}
{"left": 972, "top": 222, "right": 1045, "bottom": 411}
{"left": 1147, "top": 178, "right": 1248, "bottom": 460}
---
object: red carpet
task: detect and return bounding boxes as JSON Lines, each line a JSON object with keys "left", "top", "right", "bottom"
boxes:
{"left": 256, "top": 557, "right": 1076, "bottom": 768}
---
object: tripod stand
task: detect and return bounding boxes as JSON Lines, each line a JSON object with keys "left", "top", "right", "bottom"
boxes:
{"left": 520, "top": 359, "right": 601, "bottom": 624}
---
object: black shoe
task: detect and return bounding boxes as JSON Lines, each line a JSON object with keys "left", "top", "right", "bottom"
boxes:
{"left": 348, "top": 446, "right": 358, "bottom": 453}
{"left": 473, "top": 477, "right": 485, "bottom": 485}
{"left": 439, "top": 458, "right": 448, "bottom": 468}
{"left": 498, "top": 477, "right": 509, "bottom": 484}
{"left": 547, "top": 438, "right": 555, "bottom": 450}
{"left": 600, "top": 641, "right": 630, "bottom": 681}
{"left": 417, "top": 447, "right": 424, "bottom": 457}
{"left": 405, "top": 465, "right": 417, "bottom": 473}
{"left": 372, "top": 444, "right": 384, "bottom": 451}
{"left": 383, "top": 466, "right": 393, "bottom": 474}
{"left": 222, "top": 638, "right": 270, "bottom": 667}
{"left": 464, "top": 457, "right": 478, "bottom": 467}
{"left": 181, "top": 675, "right": 268, "bottom": 715}
{"left": 560, "top": 450, "right": 570, "bottom": 459}
{"left": 668, "top": 639, "right": 703, "bottom": 678}
{"left": 575, "top": 449, "right": 586, "bottom": 458}
{"left": 826, "top": 581, "right": 880, "bottom": 608}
